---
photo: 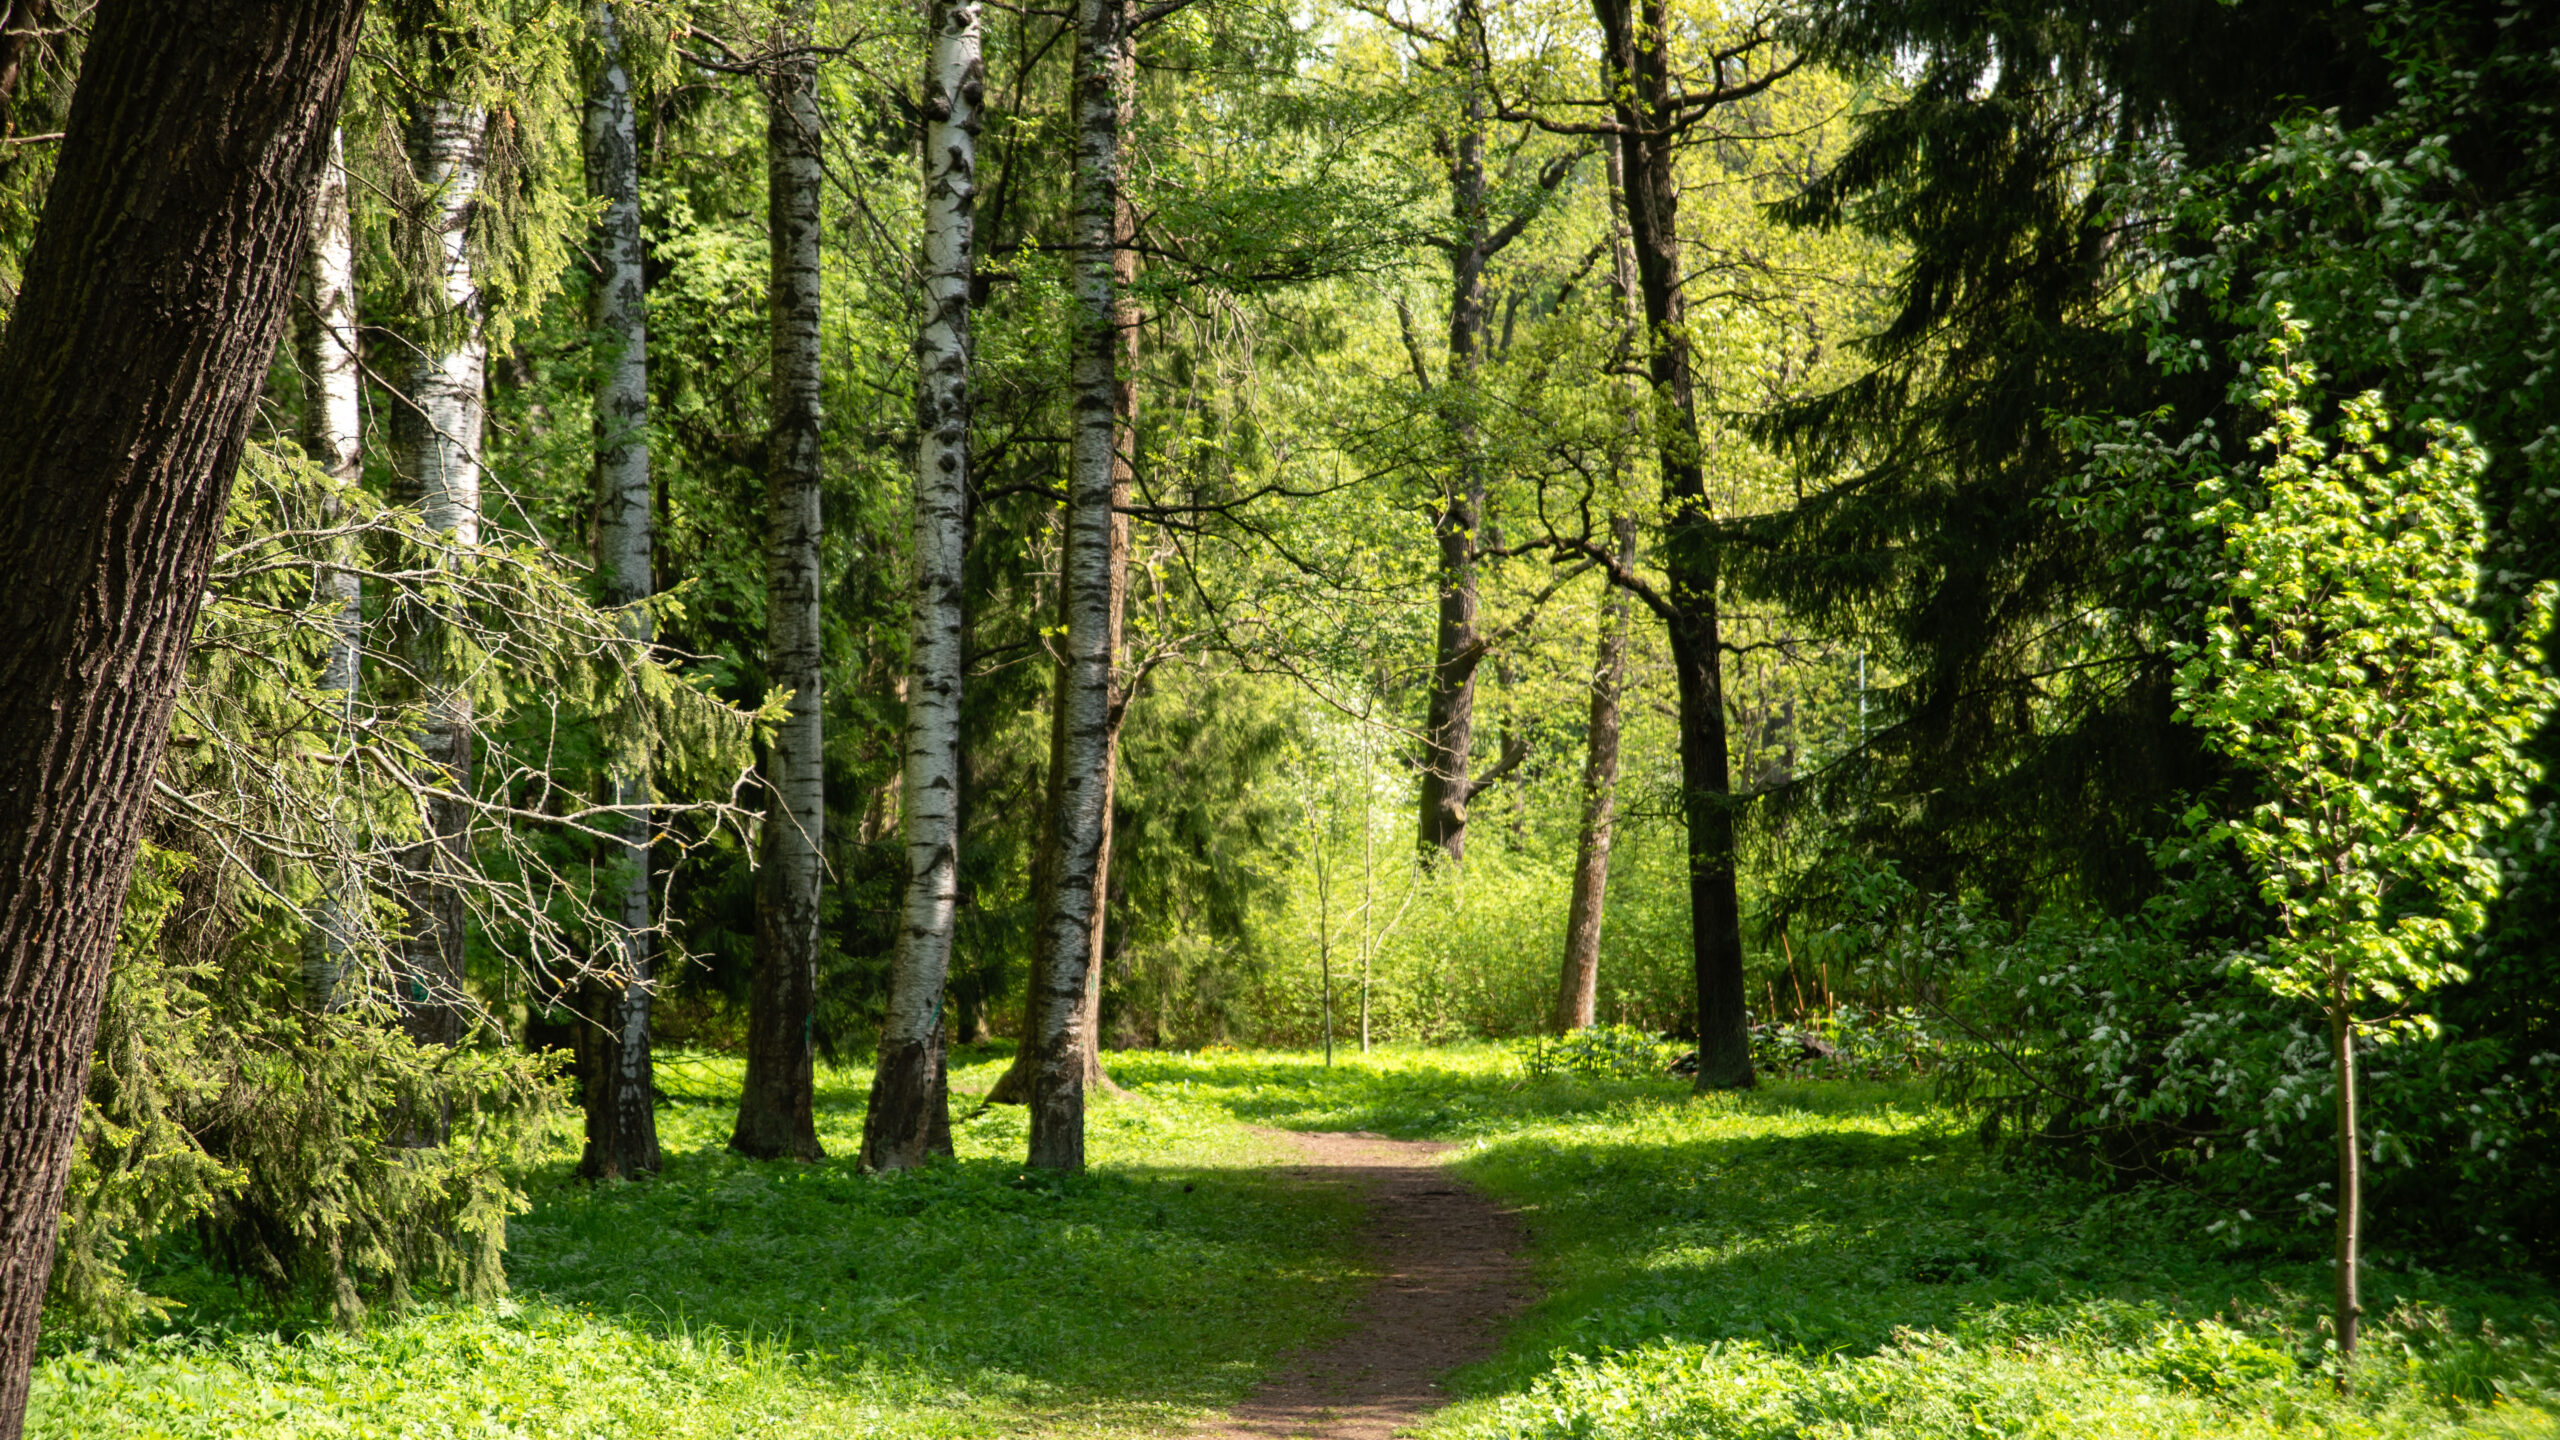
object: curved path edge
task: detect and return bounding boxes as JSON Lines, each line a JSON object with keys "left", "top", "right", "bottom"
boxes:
{"left": 1187, "top": 1127, "right": 1533, "bottom": 1440}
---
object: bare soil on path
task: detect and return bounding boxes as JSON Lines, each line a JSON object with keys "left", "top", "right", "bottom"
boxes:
{"left": 1186, "top": 1128, "right": 1533, "bottom": 1440}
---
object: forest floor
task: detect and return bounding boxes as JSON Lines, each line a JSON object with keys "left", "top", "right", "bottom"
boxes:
{"left": 1186, "top": 1127, "right": 1528, "bottom": 1440}
{"left": 31, "top": 1044, "right": 2560, "bottom": 1438}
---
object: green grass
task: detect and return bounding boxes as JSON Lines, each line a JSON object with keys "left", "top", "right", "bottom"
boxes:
{"left": 1108, "top": 1045, "right": 2560, "bottom": 1439}
{"left": 35, "top": 1042, "right": 2560, "bottom": 1438}
{"left": 29, "top": 1046, "right": 1369, "bottom": 1438}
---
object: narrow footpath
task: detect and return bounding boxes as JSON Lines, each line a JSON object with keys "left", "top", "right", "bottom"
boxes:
{"left": 1189, "top": 1129, "right": 1532, "bottom": 1440}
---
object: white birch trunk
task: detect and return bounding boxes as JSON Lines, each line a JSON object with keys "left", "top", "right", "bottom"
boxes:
{"left": 582, "top": 0, "right": 661, "bottom": 1179}
{"left": 395, "top": 97, "right": 489, "bottom": 1057}
{"left": 733, "top": 2, "right": 827, "bottom": 1161}
{"left": 862, "top": 0, "right": 981, "bottom": 1172}
{"left": 300, "top": 126, "right": 363, "bottom": 1015}
{"left": 1026, "top": 0, "right": 1131, "bottom": 1172}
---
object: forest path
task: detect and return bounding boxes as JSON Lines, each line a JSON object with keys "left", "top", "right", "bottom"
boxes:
{"left": 1186, "top": 1128, "right": 1532, "bottom": 1440}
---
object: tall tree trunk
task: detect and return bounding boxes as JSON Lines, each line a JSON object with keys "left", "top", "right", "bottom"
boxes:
{"left": 1415, "top": 48, "right": 1490, "bottom": 867}
{"left": 734, "top": 2, "right": 827, "bottom": 1161}
{"left": 580, "top": 0, "right": 661, "bottom": 1180}
{"left": 392, "top": 95, "right": 492, "bottom": 1063}
{"left": 863, "top": 0, "right": 981, "bottom": 1172}
{"left": 1556, "top": 516, "right": 1631, "bottom": 1033}
{"left": 0, "top": 2, "right": 364, "bottom": 1428}
{"left": 298, "top": 124, "right": 363, "bottom": 1015}
{"left": 987, "top": 4, "right": 1137, "bottom": 1113}
{"left": 1591, "top": 0, "right": 1752, "bottom": 1088}
{"left": 1025, "top": 0, "right": 1131, "bottom": 1171}
{"left": 1556, "top": 134, "right": 1643, "bottom": 1035}
{"left": 1078, "top": 204, "right": 1138, "bottom": 1073}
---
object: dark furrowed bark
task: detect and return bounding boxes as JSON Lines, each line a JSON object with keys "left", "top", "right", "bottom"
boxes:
{"left": 1590, "top": 0, "right": 1754, "bottom": 1089}
{"left": 0, "top": 1, "right": 365, "bottom": 1428}
{"left": 1557, "top": 515, "right": 1632, "bottom": 1033}
{"left": 734, "top": 3, "right": 826, "bottom": 1163}
{"left": 1415, "top": 25, "right": 1490, "bottom": 865}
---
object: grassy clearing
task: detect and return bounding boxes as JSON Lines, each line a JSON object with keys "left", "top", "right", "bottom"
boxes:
{"left": 38, "top": 1043, "right": 2560, "bottom": 1438}
{"left": 1110, "top": 1045, "right": 2560, "bottom": 1439}
{"left": 30, "top": 1046, "right": 1367, "bottom": 1439}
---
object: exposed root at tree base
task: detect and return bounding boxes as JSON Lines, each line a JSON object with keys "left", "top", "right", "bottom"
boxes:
{"left": 1188, "top": 1128, "right": 1532, "bottom": 1440}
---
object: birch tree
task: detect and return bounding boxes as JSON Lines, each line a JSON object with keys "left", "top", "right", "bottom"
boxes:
{"left": 862, "top": 0, "right": 983, "bottom": 1172}
{"left": 0, "top": 1, "right": 365, "bottom": 1425}
{"left": 297, "top": 124, "right": 364, "bottom": 1015}
{"left": 1026, "top": 0, "right": 1132, "bottom": 1172}
{"left": 393, "top": 87, "right": 493, "bottom": 1060}
{"left": 580, "top": 0, "right": 661, "bottom": 1180}
{"left": 733, "top": 0, "right": 827, "bottom": 1162}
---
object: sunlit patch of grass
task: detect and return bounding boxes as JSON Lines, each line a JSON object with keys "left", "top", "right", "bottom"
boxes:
{"left": 1112, "top": 1044, "right": 2560, "bottom": 1440}
{"left": 29, "top": 1048, "right": 1365, "bottom": 1439}
{"left": 35, "top": 1043, "right": 2560, "bottom": 1438}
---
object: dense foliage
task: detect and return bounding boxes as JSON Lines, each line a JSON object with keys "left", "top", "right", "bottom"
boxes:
{"left": 7, "top": 0, "right": 2560, "bottom": 1416}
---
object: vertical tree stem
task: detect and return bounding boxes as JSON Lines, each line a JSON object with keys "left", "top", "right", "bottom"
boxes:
{"left": 864, "top": 0, "right": 982, "bottom": 1171}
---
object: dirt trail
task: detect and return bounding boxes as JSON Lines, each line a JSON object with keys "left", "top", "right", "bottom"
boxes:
{"left": 1188, "top": 1128, "right": 1532, "bottom": 1440}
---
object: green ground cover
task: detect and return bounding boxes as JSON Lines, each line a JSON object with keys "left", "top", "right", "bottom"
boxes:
{"left": 1114, "top": 1046, "right": 2560, "bottom": 1439}
{"left": 35, "top": 1044, "right": 2560, "bottom": 1438}
{"left": 29, "top": 1047, "right": 1368, "bottom": 1439}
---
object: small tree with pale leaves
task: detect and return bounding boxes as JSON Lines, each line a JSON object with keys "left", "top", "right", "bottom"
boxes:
{"left": 2146, "top": 321, "right": 2558, "bottom": 1375}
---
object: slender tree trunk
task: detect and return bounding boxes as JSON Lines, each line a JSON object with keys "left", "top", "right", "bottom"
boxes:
{"left": 864, "top": 0, "right": 982, "bottom": 1171}
{"left": 1556, "top": 517, "right": 1631, "bottom": 1033}
{"left": 392, "top": 95, "right": 492, "bottom": 1063}
{"left": 1416, "top": 62, "right": 1490, "bottom": 867}
{"left": 735, "top": 2, "right": 828, "bottom": 1162}
{"left": 580, "top": 0, "right": 661, "bottom": 1180}
{"left": 0, "top": 3, "right": 364, "bottom": 1428}
{"left": 988, "top": 2, "right": 1136, "bottom": 1113}
{"left": 1557, "top": 137, "right": 1643, "bottom": 1035}
{"left": 2332, "top": 984, "right": 2362, "bottom": 1377}
{"left": 1075, "top": 181, "right": 1141, "bottom": 1082}
{"left": 299, "top": 124, "right": 364, "bottom": 1015}
{"left": 1025, "top": 0, "right": 1131, "bottom": 1171}
{"left": 1591, "top": 0, "right": 1752, "bottom": 1088}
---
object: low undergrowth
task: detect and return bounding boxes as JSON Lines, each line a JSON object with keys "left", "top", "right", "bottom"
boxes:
{"left": 1109, "top": 1045, "right": 2560, "bottom": 1439}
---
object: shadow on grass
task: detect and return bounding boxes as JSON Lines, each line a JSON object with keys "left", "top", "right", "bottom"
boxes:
{"left": 495, "top": 1066, "right": 1368, "bottom": 1426}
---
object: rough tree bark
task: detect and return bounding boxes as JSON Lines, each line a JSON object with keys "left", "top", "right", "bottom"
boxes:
{"left": 1588, "top": 0, "right": 1768, "bottom": 1088}
{"left": 1025, "top": 0, "right": 1132, "bottom": 1171}
{"left": 862, "top": 0, "right": 982, "bottom": 1172}
{"left": 1410, "top": 1, "right": 1573, "bottom": 865}
{"left": 580, "top": 0, "right": 661, "bottom": 1181}
{"left": 1414, "top": 62, "right": 1492, "bottom": 866}
{"left": 391, "top": 92, "right": 492, "bottom": 1062}
{"left": 734, "top": 1, "right": 827, "bottom": 1162}
{"left": 0, "top": 2, "right": 365, "bottom": 1429}
{"left": 1556, "top": 517, "right": 1631, "bottom": 1032}
{"left": 1556, "top": 138, "right": 1644, "bottom": 1034}
{"left": 298, "top": 124, "right": 364, "bottom": 1015}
